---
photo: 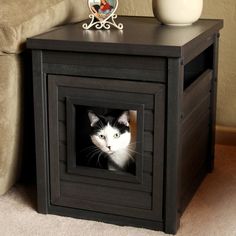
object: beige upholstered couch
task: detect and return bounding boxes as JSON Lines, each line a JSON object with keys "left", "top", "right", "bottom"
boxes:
{"left": 0, "top": 0, "right": 88, "bottom": 195}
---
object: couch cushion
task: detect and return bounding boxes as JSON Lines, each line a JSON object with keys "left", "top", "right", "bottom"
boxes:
{"left": 0, "top": 0, "right": 89, "bottom": 54}
{"left": 0, "top": 54, "right": 23, "bottom": 194}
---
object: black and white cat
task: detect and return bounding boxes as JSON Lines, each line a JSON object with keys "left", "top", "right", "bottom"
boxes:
{"left": 87, "top": 110, "right": 135, "bottom": 174}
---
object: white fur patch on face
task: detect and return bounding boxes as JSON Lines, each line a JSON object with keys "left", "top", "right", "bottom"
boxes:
{"left": 90, "top": 123, "right": 131, "bottom": 155}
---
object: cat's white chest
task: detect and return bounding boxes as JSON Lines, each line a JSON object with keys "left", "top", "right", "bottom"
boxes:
{"left": 109, "top": 148, "right": 131, "bottom": 169}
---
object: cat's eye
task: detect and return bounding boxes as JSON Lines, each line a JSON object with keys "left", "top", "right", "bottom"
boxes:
{"left": 113, "top": 133, "right": 120, "bottom": 138}
{"left": 99, "top": 134, "right": 105, "bottom": 139}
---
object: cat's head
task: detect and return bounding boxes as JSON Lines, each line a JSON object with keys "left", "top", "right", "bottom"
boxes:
{"left": 88, "top": 110, "right": 131, "bottom": 155}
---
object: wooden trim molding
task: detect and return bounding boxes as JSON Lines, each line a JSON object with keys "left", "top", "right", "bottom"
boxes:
{"left": 216, "top": 125, "right": 236, "bottom": 146}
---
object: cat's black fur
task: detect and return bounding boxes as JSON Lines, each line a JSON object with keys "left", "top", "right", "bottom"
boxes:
{"left": 89, "top": 110, "right": 130, "bottom": 136}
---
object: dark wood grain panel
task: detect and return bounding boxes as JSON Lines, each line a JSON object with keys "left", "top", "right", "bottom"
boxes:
{"left": 144, "top": 110, "right": 154, "bottom": 131}
{"left": 53, "top": 74, "right": 163, "bottom": 96}
{"left": 49, "top": 204, "right": 163, "bottom": 231}
{"left": 143, "top": 152, "right": 153, "bottom": 174}
{"left": 32, "top": 50, "right": 49, "bottom": 213}
{"left": 207, "top": 34, "right": 220, "bottom": 171}
{"left": 58, "top": 88, "right": 154, "bottom": 110}
{"left": 59, "top": 142, "right": 66, "bottom": 161}
{"left": 182, "top": 94, "right": 211, "bottom": 134}
{"left": 144, "top": 132, "right": 153, "bottom": 152}
{"left": 58, "top": 100, "right": 65, "bottom": 122}
{"left": 165, "top": 58, "right": 183, "bottom": 233}
{"left": 180, "top": 113, "right": 210, "bottom": 200}
{"left": 183, "top": 70, "right": 212, "bottom": 117}
{"left": 43, "top": 52, "right": 165, "bottom": 70}
{"left": 60, "top": 162, "right": 152, "bottom": 192}
{"left": 43, "top": 52, "right": 166, "bottom": 83}
{"left": 54, "top": 195, "right": 160, "bottom": 221}
{"left": 60, "top": 181, "right": 152, "bottom": 210}
{"left": 59, "top": 121, "right": 66, "bottom": 143}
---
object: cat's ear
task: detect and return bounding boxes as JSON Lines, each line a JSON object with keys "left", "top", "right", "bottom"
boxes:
{"left": 118, "top": 111, "right": 129, "bottom": 127}
{"left": 88, "top": 111, "right": 100, "bottom": 127}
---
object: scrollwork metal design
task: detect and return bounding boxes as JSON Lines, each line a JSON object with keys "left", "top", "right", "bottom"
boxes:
{"left": 83, "top": 0, "right": 123, "bottom": 30}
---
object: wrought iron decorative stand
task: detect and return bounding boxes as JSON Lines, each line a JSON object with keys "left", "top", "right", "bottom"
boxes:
{"left": 83, "top": 14, "right": 123, "bottom": 30}
{"left": 83, "top": 0, "right": 123, "bottom": 30}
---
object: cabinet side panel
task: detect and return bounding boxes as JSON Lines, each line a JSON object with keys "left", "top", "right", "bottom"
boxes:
{"left": 32, "top": 50, "right": 49, "bottom": 213}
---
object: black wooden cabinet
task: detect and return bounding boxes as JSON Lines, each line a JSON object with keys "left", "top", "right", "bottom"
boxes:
{"left": 27, "top": 17, "right": 223, "bottom": 234}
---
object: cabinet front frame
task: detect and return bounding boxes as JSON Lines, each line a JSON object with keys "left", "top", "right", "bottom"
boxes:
{"left": 46, "top": 74, "right": 165, "bottom": 221}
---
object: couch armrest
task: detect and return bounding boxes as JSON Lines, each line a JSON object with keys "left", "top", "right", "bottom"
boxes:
{"left": 0, "top": 0, "right": 89, "bottom": 55}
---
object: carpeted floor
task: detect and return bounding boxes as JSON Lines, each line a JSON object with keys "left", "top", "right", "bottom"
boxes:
{"left": 0, "top": 144, "right": 236, "bottom": 236}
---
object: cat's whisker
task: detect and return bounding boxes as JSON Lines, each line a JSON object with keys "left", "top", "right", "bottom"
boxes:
{"left": 87, "top": 154, "right": 99, "bottom": 164}
{"left": 96, "top": 151, "right": 103, "bottom": 167}
{"left": 127, "top": 149, "right": 141, "bottom": 155}
{"left": 86, "top": 149, "right": 101, "bottom": 164}
{"left": 86, "top": 151, "right": 97, "bottom": 162}
{"left": 129, "top": 141, "right": 142, "bottom": 145}
{"left": 87, "top": 148, "right": 100, "bottom": 155}
{"left": 85, "top": 149, "right": 98, "bottom": 157}
{"left": 80, "top": 145, "right": 98, "bottom": 153}
{"left": 128, "top": 149, "right": 137, "bottom": 156}
{"left": 126, "top": 153, "right": 135, "bottom": 161}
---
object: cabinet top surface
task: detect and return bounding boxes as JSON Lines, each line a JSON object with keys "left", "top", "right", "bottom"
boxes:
{"left": 27, "top": 16, "right": 223, "bottom": 57}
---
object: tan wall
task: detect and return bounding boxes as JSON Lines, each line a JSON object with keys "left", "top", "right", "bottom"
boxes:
{"left": 117, "top": 0, "right": 236, "bottom": 127}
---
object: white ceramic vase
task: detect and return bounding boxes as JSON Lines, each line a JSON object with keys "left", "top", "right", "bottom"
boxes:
{"left": 152, "top": 0, "right": 203, "bottom": 26}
